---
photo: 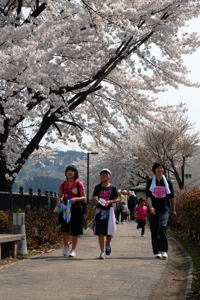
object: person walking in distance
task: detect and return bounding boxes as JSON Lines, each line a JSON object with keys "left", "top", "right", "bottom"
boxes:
{"left": 122, "top": 190, "right": 128, "bottom": 222}
{"left": 92, "top": 169, "right": 119, "bottom": 259}
{"left": 116, "top": 189, "right": 125, "bottom": 224}
{"left": 134, "top": 198, "right": 148, "bottom": 237}
{"left": 57, "top": 165, "right": 86, "bottom": 257}
{"left": 128, "top": 191, "right": 138, "bottom": 221}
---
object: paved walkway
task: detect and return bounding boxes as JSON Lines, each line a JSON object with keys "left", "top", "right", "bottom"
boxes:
{"left": 0, "top": 221, "right": 168, "bottom": 300}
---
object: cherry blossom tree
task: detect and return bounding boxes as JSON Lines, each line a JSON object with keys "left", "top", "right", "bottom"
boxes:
{"left": 84, "top": 105, "right": 200, "bottom": 191}
{"left": 0, "top": 0, "right": 200, "bottom": 191}
{"left": 134, "top": 107, "right": 200, "bottom": 189}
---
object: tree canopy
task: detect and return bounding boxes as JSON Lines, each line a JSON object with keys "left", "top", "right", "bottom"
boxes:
{"left": 0, "top": 0, "right": 200, "bottom": 191}
{"left": 135, "top": 108, "right": 200, "bottom": 189}
{"left": 78, "top": 106, "right": 200, "bottom": 191}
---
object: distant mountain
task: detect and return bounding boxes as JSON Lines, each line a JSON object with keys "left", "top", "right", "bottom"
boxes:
{"left": 13, "top": 150, "right": 86, "bottom": 193}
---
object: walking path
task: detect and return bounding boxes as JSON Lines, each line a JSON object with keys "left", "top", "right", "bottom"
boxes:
{"left": 0, "top": 221, "right": 169, "bottom": 300}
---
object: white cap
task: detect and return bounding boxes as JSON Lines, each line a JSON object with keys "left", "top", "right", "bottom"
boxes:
{"left": 100, "top": 168, "right": 112, "bottom": 176}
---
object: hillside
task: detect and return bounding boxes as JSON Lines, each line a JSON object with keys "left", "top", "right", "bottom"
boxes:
{"left": 13, "top": 150, "right": 86, "bottom": 193}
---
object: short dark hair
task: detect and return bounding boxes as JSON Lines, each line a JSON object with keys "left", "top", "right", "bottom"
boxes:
{"left": 65, "top": 165, "right": 79, "bottom": 179}
{"left": 152, "top": 162, "right": 165, "bottom": 174}
{"left": 139, "top": 198, "right": 145, "bottom": 203}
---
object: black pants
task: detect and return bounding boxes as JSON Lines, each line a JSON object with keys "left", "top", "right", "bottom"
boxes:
{"left": 149, "top": 212, "right": 169, "bottom": 254}
{"left": 116, "top": 209, "right": 124, "bottom": 223}
{"left": 137, "top": 219, "right": 146, "bottom": 236}
{"left": 129, "top": 207, "right": 135, "bottom": 220}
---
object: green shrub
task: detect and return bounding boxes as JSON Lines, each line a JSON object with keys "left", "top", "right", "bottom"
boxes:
{"left": 0, "top": 205, "right": 95, "bottom": 251}
{"left": 175, "top": 187, "right": 200, "bottom": 233}
{"left": 24, "top": 207, "right": 62, "bottom": 250}
{"left": 84, "top": 205, "right": 95, "bottom": 224}
{"left": 0, "top": 210, "right": 12, "bottom": 233}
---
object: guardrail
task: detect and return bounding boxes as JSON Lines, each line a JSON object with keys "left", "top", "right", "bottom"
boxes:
{"left": 0, "top": 187, "right": 58, "bottom": 211}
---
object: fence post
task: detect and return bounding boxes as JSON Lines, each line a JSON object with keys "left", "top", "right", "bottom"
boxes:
{"left": 29, "top": 188, "right": 33, "bottom": 208}
{"left": 8, "top": 184, "right": 12, "bottom": 210}
{"left": 49, "top": 191, "right": 53, "bottom": 210}
{"left": 38, "top": 189, "right": 42, "bottom": 208}
{"left": 45, "top": 190, "right": 48, "bottom": 209}
{"left": 12, "top": 213, "right": 27, "bottom": 255}
{"left": 19, "top": 186, "right": 24, "bottom": 209}
{"left": 54, "top": 192, "right": 57, "bottom": 210}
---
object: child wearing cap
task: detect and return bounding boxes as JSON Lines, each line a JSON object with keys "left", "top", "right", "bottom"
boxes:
{"left": 134, "top": 198, "right": 148, "bottom": 237}
{"left": 92, "top": 169, "right": 119, "bottom": 259}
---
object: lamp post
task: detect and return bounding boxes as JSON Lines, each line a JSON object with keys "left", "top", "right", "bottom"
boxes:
{"left": 87, "top": 152, "right": 98, "bottom": 204}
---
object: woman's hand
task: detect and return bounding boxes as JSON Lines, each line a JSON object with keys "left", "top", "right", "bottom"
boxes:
{"left": 57, "top": 198, "right": 62, "bottom": 207}
{"left": 92, "top": 196, "right": 98, "bottom": 202}
{"left": 172, "top": 210, "right": 177, "bottom": 219}
{"left": 104, "top": 200, "right": 110, "bottom": 207}
{"left": 71, "top": 198, "right": 76, "bottom": 204}
{"left": 150, "top": 207, "right": 155, "bottom": 215}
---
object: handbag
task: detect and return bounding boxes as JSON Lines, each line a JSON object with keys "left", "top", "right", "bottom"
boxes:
{"left": 79, "top": 201, "right": 88, "bottom": 215}
{"left": 122, "top": 204, "right": 128, "bottom": 212}
{"left": 53, "top": 205, "right": 60, "bottom": 213}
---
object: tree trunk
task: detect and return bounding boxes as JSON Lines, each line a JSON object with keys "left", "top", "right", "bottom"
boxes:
{"left": 0, "top": 173, "right": 13, "bottom": 192}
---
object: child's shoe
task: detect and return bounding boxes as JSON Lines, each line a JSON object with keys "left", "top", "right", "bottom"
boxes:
{"left": 62, "top": 245, "right": 69, "bottom": 256}
{"left": 99, "top": 252, "right": 106, "bottom": 259}
{"left": 105, "top": 243, "right": 111, "bottom": 256}
{"left": 69, "top": 249, "right": 76, "bottom": 257}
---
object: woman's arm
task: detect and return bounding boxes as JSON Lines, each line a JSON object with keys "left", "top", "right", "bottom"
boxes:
{"left": 134, "top": 208, "right": 137, "bottom": 220}
{"left": 57, "top": 190, "right": 63, "bottom": 207}
{"left": 110, "top": 196, "right": 119, "bottom": 204}
{"left": 105, "top": 196, "right": 119, "bottom": 207}
{"left": 146, "top": 197, "right": 155, "bottom": 215}
{"left": 72, "top": 189, "right": 86, "bottom": 204}
{"left": 170, "top": 197, "right": 177, "bottom": 219}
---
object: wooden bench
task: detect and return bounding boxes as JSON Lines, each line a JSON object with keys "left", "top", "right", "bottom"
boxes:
{"left": 0, "top": 234, "right": 25, "bottom": 261}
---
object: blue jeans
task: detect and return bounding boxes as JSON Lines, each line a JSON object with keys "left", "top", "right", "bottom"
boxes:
{"left": 149, "top": 211, "right": 169, "bottom": 254}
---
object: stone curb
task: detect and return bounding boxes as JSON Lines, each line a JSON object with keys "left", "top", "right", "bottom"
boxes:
{"left": 169, "top": 236, "right": 193, "bottom": 298}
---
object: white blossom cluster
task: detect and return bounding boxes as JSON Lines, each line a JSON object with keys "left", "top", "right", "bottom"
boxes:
{"left": 80, "top": 104, "right": 200, "bottom": 191}
{"left": 0, "top": 0, "right": 200, "bottom": 189}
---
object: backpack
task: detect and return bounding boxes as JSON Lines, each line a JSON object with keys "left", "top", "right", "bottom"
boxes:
{"left": 62, "top": 181, "right": 88, "bottom": 215}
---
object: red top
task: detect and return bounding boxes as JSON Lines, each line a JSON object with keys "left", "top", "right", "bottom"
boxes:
{"left": 59, "top": 179, "right": 85, "bottom": 201}
{"left": 135, "top": 206, "right": 148, "bottom": 220}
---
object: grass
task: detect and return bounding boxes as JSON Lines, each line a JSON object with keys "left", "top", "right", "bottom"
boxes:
{"left": 87, "top": 219, "right": 93, "bottom": 230}
{"left": 168, "top": 226, "right": 200, "bottom": 293}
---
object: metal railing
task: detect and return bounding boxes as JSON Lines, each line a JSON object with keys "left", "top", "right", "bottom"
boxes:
{"left": 0, "top": 187, "right": 58, "bottom": 211}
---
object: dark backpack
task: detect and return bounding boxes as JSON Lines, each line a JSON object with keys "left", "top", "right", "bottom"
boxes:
{"left": 62, "top": 181, "right": 88, "bottom": 215}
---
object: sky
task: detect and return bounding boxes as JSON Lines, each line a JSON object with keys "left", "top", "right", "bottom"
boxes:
{"left": 156, "top": 16, "right": 200, "bottom": 133}
{"left": 60, "top": 14, "right": 200, "bottom": 152}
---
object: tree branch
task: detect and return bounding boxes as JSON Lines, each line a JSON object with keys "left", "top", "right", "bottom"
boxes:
{"left": 23, "top": 2, "right": 47, "bottom": 24}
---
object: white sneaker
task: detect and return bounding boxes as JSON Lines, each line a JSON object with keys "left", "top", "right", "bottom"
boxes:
{"left": 155, "top": 252, "right": 162, "bottom": 258}
{"left": 62, "top": 245, "right": 69, "bottom": 256}
{"left": 69, "top": 249, "right": 76, "bottom": 257}
{"left": 161, "top": 252, "right": 168, "bottom": 259}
